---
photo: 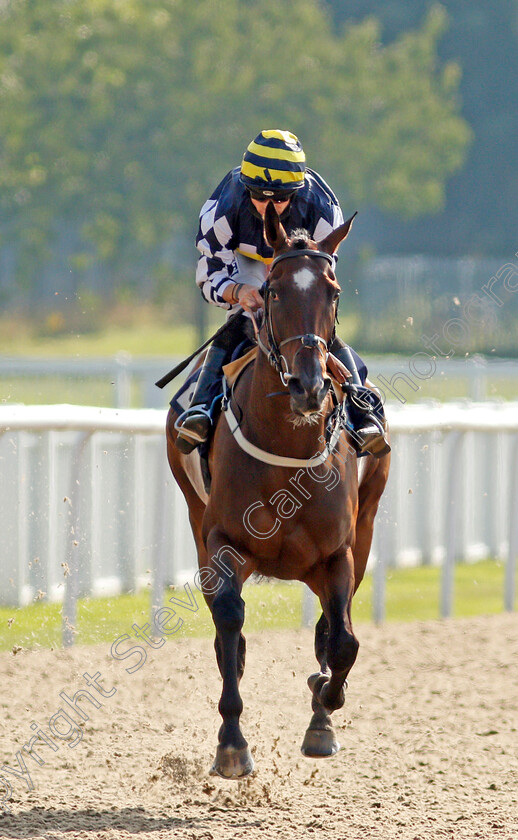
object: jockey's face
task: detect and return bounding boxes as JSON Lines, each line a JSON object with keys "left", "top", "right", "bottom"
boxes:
{"left": 249, "top": 196, "right": 292, "bottom": 218}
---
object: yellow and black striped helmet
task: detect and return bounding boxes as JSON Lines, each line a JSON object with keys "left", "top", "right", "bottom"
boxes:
{"left": 240, "top": 129, "right": 306, "bottom": 194}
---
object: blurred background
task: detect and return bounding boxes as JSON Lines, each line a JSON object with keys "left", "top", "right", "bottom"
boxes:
{"left": 0, "top": 0, "right": 516, "bottom": 644}
{"left": 0, "top": 0, "right": 517, "bottom": 369}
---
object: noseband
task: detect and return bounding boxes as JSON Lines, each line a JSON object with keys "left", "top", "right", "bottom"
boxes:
{"left": 258, "top": 249, "right": 339, "bottom": 387}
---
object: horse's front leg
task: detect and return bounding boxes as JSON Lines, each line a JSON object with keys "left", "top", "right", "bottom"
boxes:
{"left": 302, "top": 547, "right": 358, "bottom": 758}
{"left": 205, "top": 529, "right": 254, "bottom": 779}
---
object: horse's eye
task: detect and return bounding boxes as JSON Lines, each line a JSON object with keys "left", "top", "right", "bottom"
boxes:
{"left": 270, "top": 289, "right": 279, "bottom": 301}
{"left": 333, "top": 290, "right": 340, "bottom": 302}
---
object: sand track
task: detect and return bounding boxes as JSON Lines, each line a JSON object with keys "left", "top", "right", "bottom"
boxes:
{"left": 0, "top": 613, "right": 517, "bottom": 839}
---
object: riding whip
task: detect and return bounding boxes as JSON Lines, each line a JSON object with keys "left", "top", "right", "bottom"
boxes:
{"left": 155, "top": 307, "right": 243, "bottom": 389}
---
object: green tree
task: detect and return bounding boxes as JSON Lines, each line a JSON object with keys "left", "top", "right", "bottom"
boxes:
{"left": 0, "top": 0, "right": 470, "bottom": 297}
{"left": 325, "top": 0, "right": 518, "bottom": 255}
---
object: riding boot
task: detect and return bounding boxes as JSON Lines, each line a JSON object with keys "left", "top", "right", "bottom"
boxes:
{"left": 331, "top": 343, "right": 391, "bottom": 459}
{"left": 174, "top": 313, "right": 252, "bottom": 454}
{"left": 175, "top": 344, "right": 229, "bottom": 454}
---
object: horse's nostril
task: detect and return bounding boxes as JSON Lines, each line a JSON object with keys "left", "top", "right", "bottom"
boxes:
{"left": 320, "top": 377, "right": 332, "bottom": 398}
{"left": 288, "top": 378, "right": 306, "bottom": 398}
{"left": 288, "top": 376, "right": 331, "bottom": 410}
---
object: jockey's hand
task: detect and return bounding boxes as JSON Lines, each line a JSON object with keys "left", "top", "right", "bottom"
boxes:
{"left": 235, "top": 283, "right": 263, "bottom": 314}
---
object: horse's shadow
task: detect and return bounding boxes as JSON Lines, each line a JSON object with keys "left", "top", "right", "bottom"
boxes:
{"left": 0, "top": 806, "right": 222, "bottom": 837}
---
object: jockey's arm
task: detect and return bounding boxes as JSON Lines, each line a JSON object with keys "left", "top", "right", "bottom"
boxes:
{"left": 197, "top": 250, "right": 266, "bottom": 314}
{"left": 221, "top": 282, "right": 263, "bottom": 314}
{"left": 224, "top": 251, "right": 267, "bottom": 313}
{"left": 196, "top": 249, "right": 265, "bottom": 314}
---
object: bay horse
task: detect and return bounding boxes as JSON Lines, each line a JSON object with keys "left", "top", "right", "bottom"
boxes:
{"left": 166, "top": 203, "right": 390, "bottom": 778}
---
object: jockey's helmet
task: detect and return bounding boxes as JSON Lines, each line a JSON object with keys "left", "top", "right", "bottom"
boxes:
{"left": 240, "top": 130, "right": 306, "bottom": 196}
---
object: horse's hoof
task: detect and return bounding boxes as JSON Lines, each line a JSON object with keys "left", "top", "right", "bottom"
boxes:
{"left": 301, "top": 712, "right": 340, "bottom": 758}
{"left": 301, "top": 727, "right": 340, "bottom": 758}
{"left": 209, "top": 744, "right": 254, "bottom": 779}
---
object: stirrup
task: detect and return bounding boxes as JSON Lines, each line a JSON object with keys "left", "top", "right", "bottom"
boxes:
{"left": 349, "top": 411, "right": 391, "bottom": 459}
{"left": 174, "top": 405, "right": 212, "bottom": 453}
{"left": 354, "top": 423, "right": 391, "bottom": 458}
{"left": 342, "top": 383, "right": 390, "bottom": 458}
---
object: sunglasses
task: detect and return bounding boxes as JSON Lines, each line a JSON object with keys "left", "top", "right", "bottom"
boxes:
{"left": 248, "top": 191, "right": 293, "bottom": 204}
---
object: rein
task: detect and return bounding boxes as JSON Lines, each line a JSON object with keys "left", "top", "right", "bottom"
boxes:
{"left": 257, "top": 249, "right": 339, "bottom": 387}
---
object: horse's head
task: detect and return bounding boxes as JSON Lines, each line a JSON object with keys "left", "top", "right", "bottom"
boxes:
{"left": 261, "top": 202, "right": 356, "bottom": 421}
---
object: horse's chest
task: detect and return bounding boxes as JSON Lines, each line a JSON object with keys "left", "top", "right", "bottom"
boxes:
{"left": 282, "top": 496, "right": 351, "bottom": 548}
{"left": 237, "top": 479, "right": 355, "bottom": 570}
{"left": 255, "top": 514, "right": 348, "bottom": 579}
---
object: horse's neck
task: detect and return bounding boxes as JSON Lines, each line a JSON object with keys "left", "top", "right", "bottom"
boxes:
{"left": 242, "top": 351, "right": 328, "bottom": 459}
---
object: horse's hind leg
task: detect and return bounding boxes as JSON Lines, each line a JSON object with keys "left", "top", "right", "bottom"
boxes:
{"left": 302, "top": 550, "right": 358, "bottom": 758}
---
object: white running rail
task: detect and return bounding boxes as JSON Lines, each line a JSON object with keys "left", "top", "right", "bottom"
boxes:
{"left": 0, "top": 402, "right": 517, "bottom": 643}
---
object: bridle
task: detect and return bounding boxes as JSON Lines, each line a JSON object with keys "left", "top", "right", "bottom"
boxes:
{"left": 257, "top": 249, "right": 339, "bottom": 387}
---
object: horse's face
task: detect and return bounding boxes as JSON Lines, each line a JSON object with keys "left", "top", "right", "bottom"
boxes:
{"left": 266, "top": 250, "right": 338, "bottom": 418}
{"left": 263, "top": 203, "right": 357, "bottom": 420}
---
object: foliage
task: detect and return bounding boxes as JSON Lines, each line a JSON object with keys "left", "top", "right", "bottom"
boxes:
{"left": 0, "top": 0, "right": 470, "bottom": 296}
{"left": 324, "top": 0, "right": 518, "bottom": 255}
{"left": 303, "top": 5, "right": 471, "bottom": 218}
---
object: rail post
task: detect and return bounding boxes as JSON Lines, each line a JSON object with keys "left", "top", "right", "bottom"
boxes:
{"left": 505, "top": 435, "right": 518, "bottom": 611}
{"left": 440, "top": 430, "right": 464, "bottom": 618}
{"left": 62, "top": 432, "right": 92, "bottom": 647}
{"left": 115, "top": 351, "right": 132, "bottom": 408}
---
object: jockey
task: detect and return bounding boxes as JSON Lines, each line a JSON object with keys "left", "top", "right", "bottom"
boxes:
{"left": 175, "top": 129, "right": 390, "bottom": 458}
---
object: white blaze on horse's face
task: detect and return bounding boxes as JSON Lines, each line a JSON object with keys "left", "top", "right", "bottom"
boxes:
{"left": 292, "top": 266, "right": 316, "bottom": 292}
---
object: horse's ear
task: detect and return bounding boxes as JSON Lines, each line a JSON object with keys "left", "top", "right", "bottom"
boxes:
{"left": 318, "top": 211, "right": 358, "bottom": 255}
{"left": 264, "top": 201, "right": 288, "bottom": 251}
